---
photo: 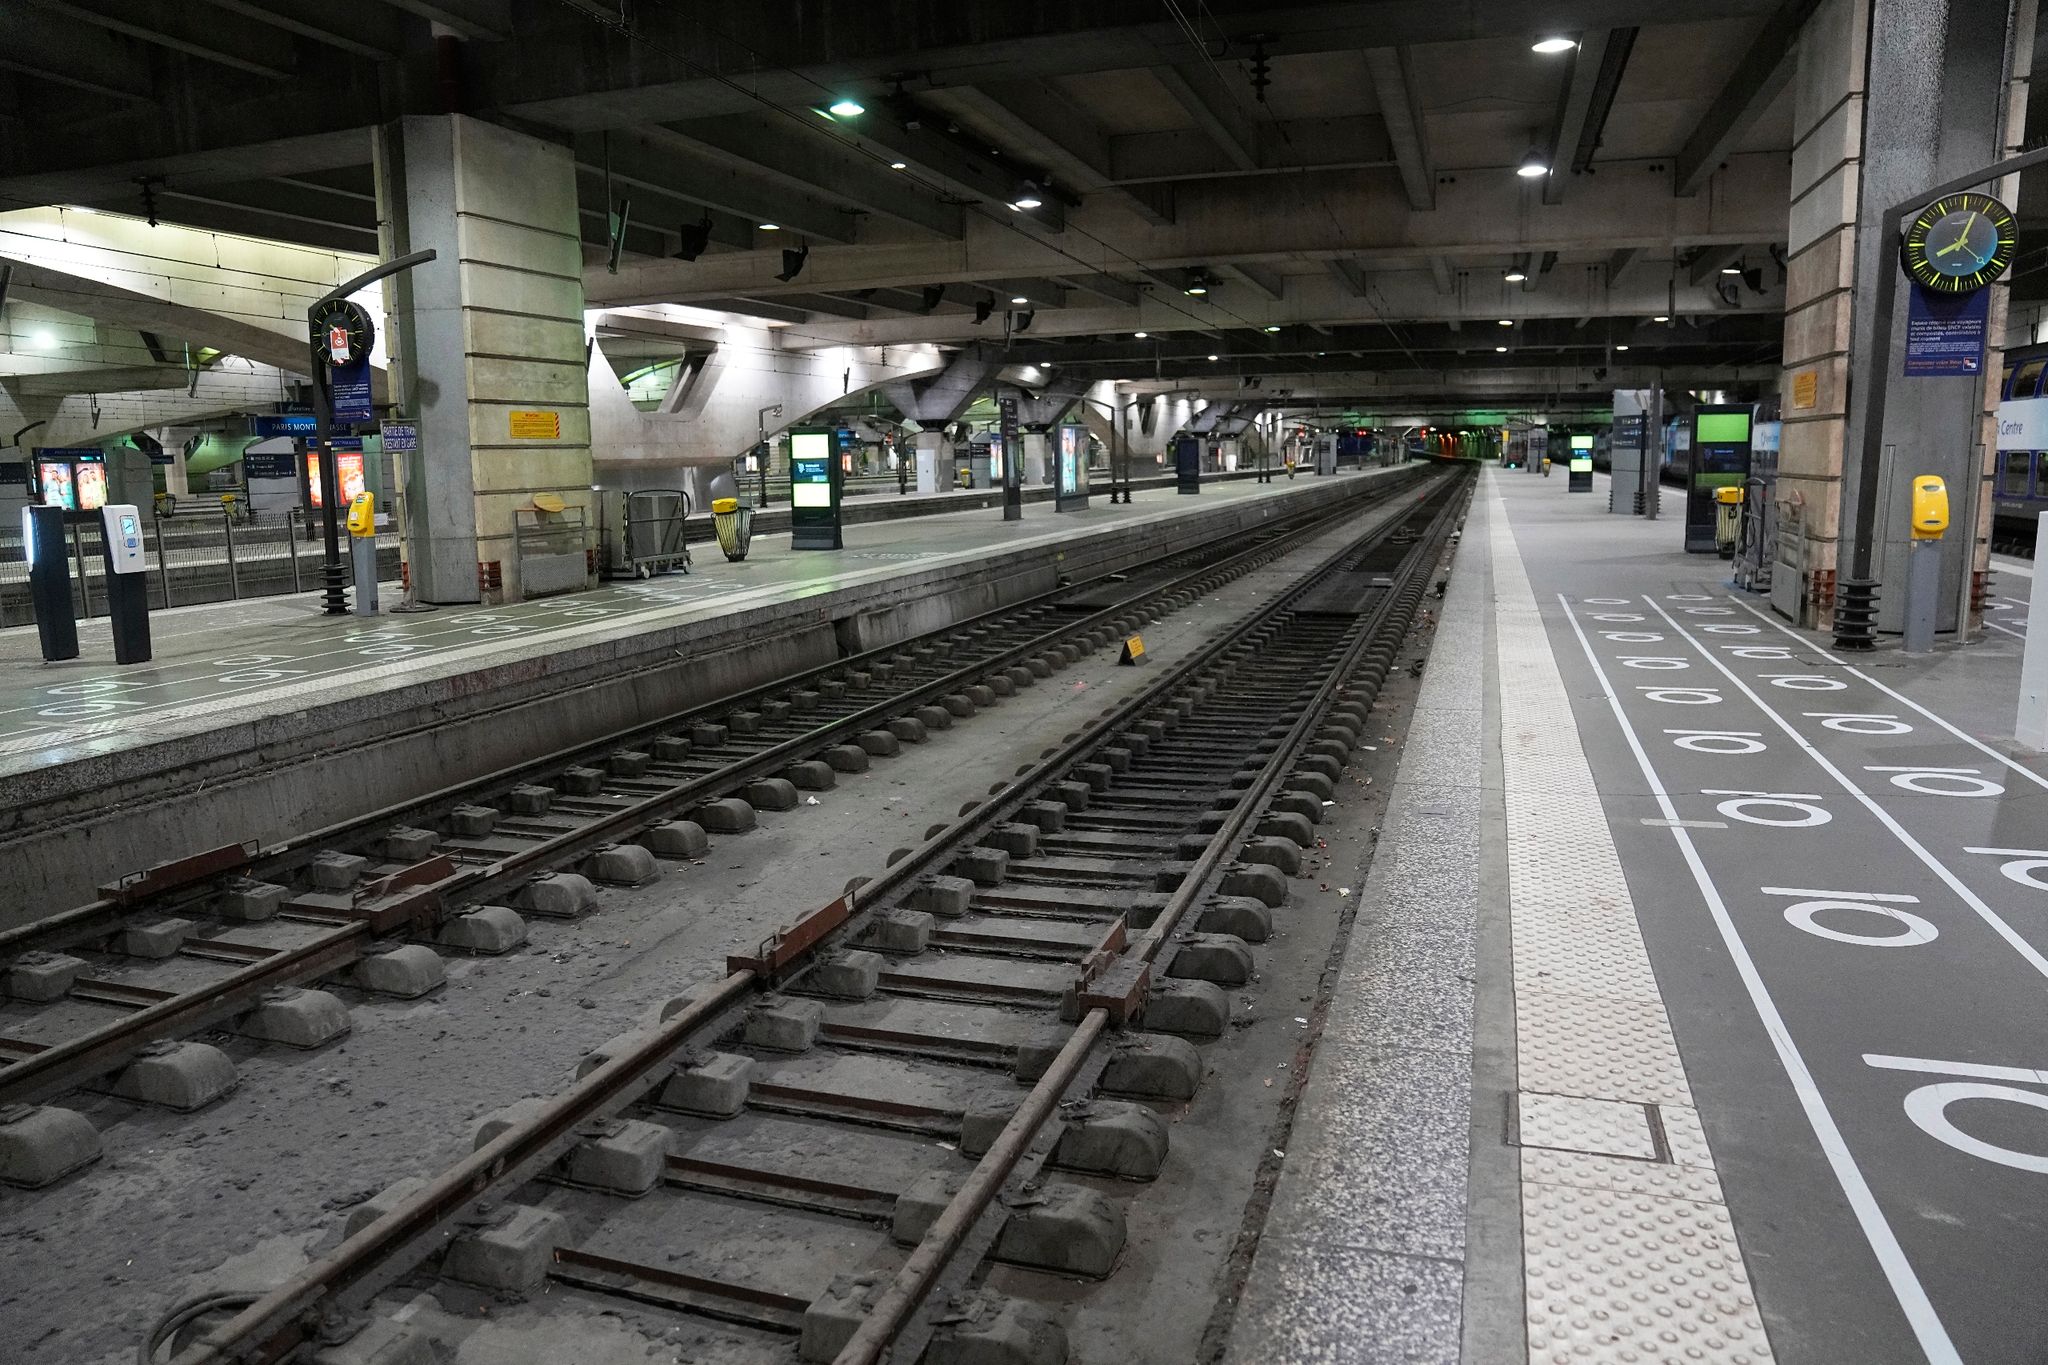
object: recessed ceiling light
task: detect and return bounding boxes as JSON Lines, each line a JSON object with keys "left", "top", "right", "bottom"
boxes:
{"left": 1532, "top": 37, "right": 1578, "bottom": 54}
{"left": 1495, "top": 345, "right": 1509, "bottom": 353}
{"left": 1498, "top": 318, "right": 1513, "bottom": 326}
{"left": 1721, "top": 264, "right": 1743, "bottom": 275}
{"left": 758, "top": 222, "right": 780, "bottom": 231}
{"left": 1615, "top": 343, "right": 1630, "bottom": 351}
{"left": 1207, "top": 353, "right": 1219, "bottom": 361}
{"left": 827, "top": 98, "right": 865, "bottom": 117}
{"left": 1134, "top": 331, "right": 1148, "bottom": 338}
{"left": 1653, "top": 314, "right": 1670, "bottom": 322}
{"left": 889, "top": 161, "right": 907, "bottom": 170}
{"left": 1011, "top": 295, "right": 1028, "bottom": 304}
{"left": 1503, "top": 270, "right": 1527, "bottom": 283}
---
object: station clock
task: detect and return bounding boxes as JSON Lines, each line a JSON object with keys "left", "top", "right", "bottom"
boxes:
{"left": 1900, "top": 192, "right": 2017, "bottom": 294}
{"left": 310, "top": 300, "right": 376, "bottom": 367}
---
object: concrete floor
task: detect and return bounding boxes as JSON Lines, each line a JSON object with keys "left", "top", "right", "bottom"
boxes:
{"left": 0, "top": 498, "right": 1430, "bottom": 1365}
{"left": 1499, "top": 470, "right": 2048, "bottom": 1363}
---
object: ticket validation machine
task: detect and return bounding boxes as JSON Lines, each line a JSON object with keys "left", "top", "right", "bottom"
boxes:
{"left": 22, "top": 504, "right": 79, "bottom": 662}
{"left": 99, "top": 503, "right": 151, "bottom": 664}
{"left": 347, "top": 491, "right": 379, "bottom": 617}
{"left": 1685, "top": 406, "right": 1753, "bottom": 553}
{"left": 1903, "top": 475, "right": 1948, "bottom": 654}
{"left": 789, "top": 429, "right": 843, "bottom": 549}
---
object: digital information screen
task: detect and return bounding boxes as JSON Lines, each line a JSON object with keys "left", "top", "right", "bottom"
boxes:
{"left": 1686, "top": 407, "right": 1753, "bottom": 551}
{"left": 789, "top": 429, "right": 842, "bottom": 548}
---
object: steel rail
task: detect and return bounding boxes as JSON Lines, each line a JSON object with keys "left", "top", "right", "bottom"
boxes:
{"left": 3, "top": 483, "right": 1424, "bottom": 1113}
{"left": 7, "top": 474, "right": 1416, "bottom": 966}
{"left": 833, "top": 476, "right": 1472, "bottom": 1365}
{"left": 166, "top": 467, "right": 1467, "bottom": 1365}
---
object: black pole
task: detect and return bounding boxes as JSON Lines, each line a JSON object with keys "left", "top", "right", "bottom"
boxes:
{"left": 1838, "top": 143, "right": 2048, "bottom": 648}
{"left": 305, "top": 248, "right": 437, "bottom": 617}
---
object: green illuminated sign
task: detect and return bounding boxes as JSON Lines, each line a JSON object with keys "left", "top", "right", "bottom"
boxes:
{"left": 789, "top": 428, "right": 841, "bottom": 549}
{"left": 1695, "top": 412, "right": 1751, "bottom": 444}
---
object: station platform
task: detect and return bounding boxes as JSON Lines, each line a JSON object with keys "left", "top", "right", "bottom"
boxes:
{"left": 1227, "top": 468, "right": 2048, "bottom": 1365}
{"left": 0, "top": 466, "right": 1403, "bottom": 922}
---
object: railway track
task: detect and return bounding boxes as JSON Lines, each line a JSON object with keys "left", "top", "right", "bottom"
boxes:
{"left": 0, "top": 469, "right": 1431, "bottom": 1185}
{"left": 151, "top": 466, "right": 1471, "bottom": 1365}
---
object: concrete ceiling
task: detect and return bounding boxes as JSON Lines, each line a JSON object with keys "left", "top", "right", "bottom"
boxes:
{"left": 0, "top": 0, "right": 1836, "bottom": 405}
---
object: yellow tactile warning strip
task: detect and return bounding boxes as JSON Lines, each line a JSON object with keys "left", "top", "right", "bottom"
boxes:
{"left": 1487, "top": 476, "right": 1775, "bottom": 1365}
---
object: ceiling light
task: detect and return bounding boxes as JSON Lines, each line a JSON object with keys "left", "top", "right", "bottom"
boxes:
{"left": 32, "top": 329, "right": 56, "bottom": 348}
{"left": 1653, "top": 314, "right": 1670, "bottom": 322}
{"left": 827, "top": 98, "right": 865, "bottom": 117}
{"left": 1498, "top": 318, "right": 1513, "bottom": 327}
{"left": 1495, "top": 345, "right": 1509, "bottom": 353}
{"left": 1010, "top": 295, "right": 1028, "bottom": 304}
{"left": 1208, "top": 354, "right": 1220, "bottom": 361}
{"left": 1503, "top": 270, "right": 1527, "bottom": 283}
{"left": 1720, "top": 264, "right": 1743, "bottom": 275}
{"left": 1012, "top": 196, "right": 1043, "bottom": 209}
{"left": 1615, "top": 343, "right": 1630, "bottom": 351}
{"left": 1532, "top": 37, "right": 1578, "bottom": 54}
{"left": 758, "top": 222, "right": 780, "bottom": 231}
{"left": 1185, "top": 284, "right": 1208, "bottom": 296}
{"left": 1134, "top": 331, "right": 1148, "bottom": 338}
{"left": 1264, "top": 325, "right": 1280, "bottom": 333}
{"left": 889, "top": 161, "right": 907, "bottom": 170}
{"left": 1516, "top": 150, "right": 1549, "bottom": 178}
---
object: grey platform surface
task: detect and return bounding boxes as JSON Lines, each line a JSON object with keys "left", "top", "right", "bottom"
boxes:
{"left": 0, "top": 471, "right": 1374, "bottom": 779}
{"left": 1235, "top": 468, "right": 2048, "bottom": 1364}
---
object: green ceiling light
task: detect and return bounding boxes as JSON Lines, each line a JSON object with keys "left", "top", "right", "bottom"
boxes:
{"left": 827, "top": 98, "right": 866, "bottom": 117}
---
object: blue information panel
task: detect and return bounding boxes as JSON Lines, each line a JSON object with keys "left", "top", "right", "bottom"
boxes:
{"left": 253, "top": 413, "right": 318, "bottom": 439}
{"left": 330, "top": 354, "right": 374, "bottom": 423}
{"left": 1903, "top": 285, "right": 1989, "bottom": 377}
{"left": 381, "top": 421, "right": 419, "bottom": 453}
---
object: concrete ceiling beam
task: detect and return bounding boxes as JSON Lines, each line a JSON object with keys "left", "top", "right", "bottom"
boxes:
{"left": 1106, "top": 115, "right": 1392, "bottom": 183}
{"left": 568, "top": 162, "right": 756, "bottom": 253}
{"left": 922, "top": 84, "right": 1175, "bottom": 227}
{"left": 1429, "top": 257, "right": 1455, "bottom": 295}
{"left": 1674, "top": 0, "right": 1819, "bottom": 196}
{"left": 1152, "top": 64, "right": 1261, "bottom": 174}
{"left": 581, "top": 128, "right": 862, "bottom": 245}
{"left": 1327, "top": 260, "right": 1368, "bottom": 298}
{"left": 1687, "top": 242, "right": 1749, "bottom": 285}
{"left": 1224, "top": 265, "right": 1286, "bottom": 301}
{"left": 653, "top": 115, "right": 965, "bottom": 240}
{"left": 1543, "top": 29, "right": 1635, "bottom": 206}
{"left": 1363, "top": 47, "right": 1433, "bottom": 211}
{"left": 379, "top": 0, "right": 511, "bottom": 43}
{"left": 22, "top": 0, "right": 301, "bottom": 80}
{"left": 0, "top": 7, "right": 156, "bottom": 102}
{"left": 195, "top": 0, "right": 410, "bottom": 62}
{"left": 591, "top": 153, "right": 1791, "bottom": 308}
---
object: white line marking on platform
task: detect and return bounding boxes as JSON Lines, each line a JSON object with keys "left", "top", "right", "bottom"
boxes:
{"left": 1721, "top": 595, "right": 2048, "bottom": 790}
{"left": 1640, "top": 818, "right": 1729, "bottom": 829}
{"left": 1557, "top": 593, "right": 1960, "bottom": 1365}
{"left": 1649, "top": 598, "right": 2048, "bottom": 985}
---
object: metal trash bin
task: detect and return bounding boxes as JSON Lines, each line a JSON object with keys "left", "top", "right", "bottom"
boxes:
{"left": 712, "top": 496, "right": 753, "bottom": 561}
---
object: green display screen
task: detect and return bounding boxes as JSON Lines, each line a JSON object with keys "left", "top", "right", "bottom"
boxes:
{"left": 1695, "top": 412, "right": 1751, "bottom": 444}
{"left": 1570, "top": 434, "right": 1594, "bottom": 451}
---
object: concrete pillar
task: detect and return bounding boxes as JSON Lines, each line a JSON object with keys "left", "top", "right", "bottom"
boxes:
{"left": 913, "top": 429, "right": 950, "bottom": 494}
{"left": 375, "top": 115, "right": 593, "bottom": 604}
{"left": 1609, "top": 390, "right": 1648, "bottom": 513}
{"left": 1775, "top": 0, "right": 2026, "bottom": 631}
{"left": 1021, "top": 430, "right": 1050, "bottom": 485}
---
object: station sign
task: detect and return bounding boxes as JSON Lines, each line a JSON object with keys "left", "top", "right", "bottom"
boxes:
{"left": 789, "top": 428, "right": 842, "bottom": 549}
{"left": 253, "top": 413, "right": 319, "bottom": 439}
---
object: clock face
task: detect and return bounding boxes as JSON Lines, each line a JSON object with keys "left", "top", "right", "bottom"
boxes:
{"left": 310, "top": 301, "right": 375, "bottom": 367}
{"left": 1901, "top": 192, "right": 2016, "bottom": 293}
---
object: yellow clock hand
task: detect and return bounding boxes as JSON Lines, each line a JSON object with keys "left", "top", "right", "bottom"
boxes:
{"left": 1933, "top": 212, "right": 1981, "bottom": 257}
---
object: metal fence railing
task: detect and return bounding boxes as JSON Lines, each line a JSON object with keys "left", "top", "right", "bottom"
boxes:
{"left": 0, "top": 508, "right": 402, "bottom": 629}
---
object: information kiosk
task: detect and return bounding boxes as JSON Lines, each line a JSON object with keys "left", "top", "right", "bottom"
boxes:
{"left": 789, "top": 428, "right": 843, "bottom": 549}
{"left": 1685, "top": 406, "right": 1753, "bottom": 553}
{"left": 1567, "top": 434, "right": 1595, "bottom": 492}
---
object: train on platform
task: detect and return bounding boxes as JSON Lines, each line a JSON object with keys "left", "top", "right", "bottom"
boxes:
{"left": 1994, "top": 340, "right": 2048, "bottom": 551}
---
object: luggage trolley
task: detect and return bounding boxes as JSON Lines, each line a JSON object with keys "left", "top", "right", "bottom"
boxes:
{"left": 598, "top": 488, "right": 693, "bottom": 580}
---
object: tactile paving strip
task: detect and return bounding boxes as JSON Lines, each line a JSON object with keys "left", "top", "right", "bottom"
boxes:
{"left": 1487, "top": 475, "right": 1775, "bottom": 1363}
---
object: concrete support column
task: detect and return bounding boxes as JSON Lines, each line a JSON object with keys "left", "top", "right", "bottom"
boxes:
{"left": 912, "top": 429, "right": 950, "bottom": 494}
{"left": 375, "top": 114, "right": 593, "bottom": 605}
{"left": 1775, "top": 0, "right": 2023, "bottom": 631}
{"left": 1021, "top": 430, "right": 1050, "bottom": 485}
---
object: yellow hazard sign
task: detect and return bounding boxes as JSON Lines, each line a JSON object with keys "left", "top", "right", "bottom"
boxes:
{"left": 1118, "top": 635, "right": 1146, "bottom": 665}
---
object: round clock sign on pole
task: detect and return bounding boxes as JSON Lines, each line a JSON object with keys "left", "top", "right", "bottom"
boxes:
{"left": 1899, "top": 192, "right": 2018, "bottom": 293}
{"left": 309, "top": 300, "right": 375, "bottom": 366}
